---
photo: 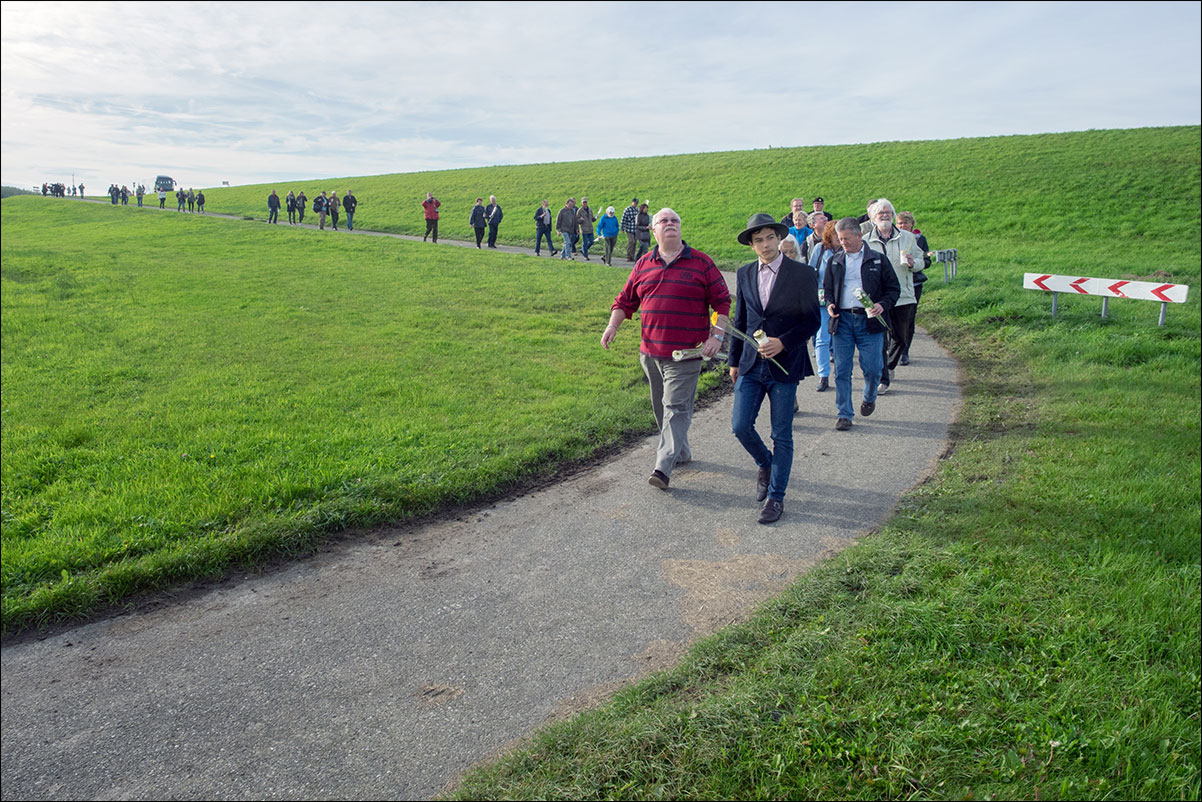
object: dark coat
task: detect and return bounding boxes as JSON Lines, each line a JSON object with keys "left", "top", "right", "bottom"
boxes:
{"left": 822, "top": 246, "right": 901, "bottom": 334}
{"left": 470, "top": 204, "right": 487, "bottom": 228}
{"left": 486, "top": 203, "right": 502, "bottom": 225}
{"left": 728, "top": 256, "right": 821, "bottom": 381}
{"left": 343, "top": 194, "right": 357, "bottom": 213}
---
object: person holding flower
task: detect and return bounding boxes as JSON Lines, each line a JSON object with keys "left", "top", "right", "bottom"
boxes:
{"left": 602, "top": 208, "right": 731, "bottom": 491}
{"left": 728, "top": 213, "right": 821, "bottom": 524}
{"left": 823, "top": 218, "right": 901, "bottom": 431}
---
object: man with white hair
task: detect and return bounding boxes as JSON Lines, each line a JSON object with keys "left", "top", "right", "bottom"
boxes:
{"left": 863, "top": 198, "right": 925, "bottom": 393}
{"left": 602, "top": 209, "right": 731, "bottom": 490}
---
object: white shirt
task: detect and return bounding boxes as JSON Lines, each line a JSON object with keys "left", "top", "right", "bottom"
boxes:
{"left": 839, "top": 247, "right": 866, "bottom": 310}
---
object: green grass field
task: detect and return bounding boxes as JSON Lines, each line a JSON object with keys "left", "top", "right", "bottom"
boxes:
{"left": 3, "top": 126, "right": 1199, "bottom": 799}
{"left": 0, "top": 202, "right": 728, "bottom": 631}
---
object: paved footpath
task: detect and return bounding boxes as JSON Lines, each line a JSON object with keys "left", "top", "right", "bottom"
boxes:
{"left": 2, "top": 204, "right": 961, "bottom": 800}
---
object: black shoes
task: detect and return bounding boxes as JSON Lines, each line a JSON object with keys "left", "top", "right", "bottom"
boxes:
{"left": 836, "top": 418, "right": 852, "bottom": 431}
{"left": 860, "top": 401, "right": 876, "bottom": 417}
{"left": 815, "top": 376, "right": 829, "bottom": 392}
{"left": 758, "top": 499, "right": 783, "bottom": 524}
{"left": 756, "top": 466, "right": 771, "bottom": 502}
{"left": 648, "top": 470, "right": 669, "bottom": 490}
{"left": 900, "top": 354, "right": 910, "bottom": 366}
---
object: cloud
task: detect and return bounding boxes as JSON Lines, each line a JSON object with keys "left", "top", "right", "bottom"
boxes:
{"left": 2, "top": 1, "right": 1198, "bottom": 190}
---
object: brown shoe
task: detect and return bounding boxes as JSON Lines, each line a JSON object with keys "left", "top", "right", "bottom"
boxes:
{"left": 648, "top": 470, "right": 669, "bottom": 490}
{"left": 758, "top": 498, "right": 783, "bottom": 524}
{"left": 835, "top": 418, "right": 852, "bottom": 431}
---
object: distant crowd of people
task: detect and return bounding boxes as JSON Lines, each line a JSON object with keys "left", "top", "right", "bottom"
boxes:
{"left": 40, "top": 182, "right": 74, "bottom": 197}
{"left": 416, "top": 192, "right": 654, "bottom": 267}
{"left": 266, "top": 189, "right": 357, "bottom": 230}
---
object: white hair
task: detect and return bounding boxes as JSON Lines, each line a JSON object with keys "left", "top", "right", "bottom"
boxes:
{"left": 652, "top": 207, "right": 679, "bottom": 225}
{"left": 873, "top": 198, "right": 895, "bottom": 216}
{"left": 780, "top": 234, "right": 800, "bottom": 254}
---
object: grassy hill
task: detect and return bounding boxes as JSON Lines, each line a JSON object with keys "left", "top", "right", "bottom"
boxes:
{"left": 2, "top": 126, "right": 1199, "bottom": 799}
{"left": 200, "top": 127, "right": 1197, "bottom": 268}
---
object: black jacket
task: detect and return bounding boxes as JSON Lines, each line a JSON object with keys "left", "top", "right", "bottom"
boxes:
{"left": 823, "top": 246, "right": 901, "bottom": 334}
{"left": 343, "top": 194, "right": 357, "bottom": 213}
{"left": 727, "top": 256, "right": 821, "bottom": 381}
{"left": 470, "top": 204, "right": 487, "bottom": 228}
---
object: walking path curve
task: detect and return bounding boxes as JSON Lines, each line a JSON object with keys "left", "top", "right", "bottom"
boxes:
{"left": 1, "top": 199, "right": 962, "bottom": 800}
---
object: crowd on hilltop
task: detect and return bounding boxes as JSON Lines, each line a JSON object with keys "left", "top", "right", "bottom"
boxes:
{"left": 40, "top": 182, "right": 74, "bottom": 197}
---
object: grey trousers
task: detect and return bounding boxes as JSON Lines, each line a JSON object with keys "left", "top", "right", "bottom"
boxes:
{"left": 640, "top": 353, "right": 703, "bottom": 477}
{"left": 626, "top": 231, "right": 638, "bottom": 260}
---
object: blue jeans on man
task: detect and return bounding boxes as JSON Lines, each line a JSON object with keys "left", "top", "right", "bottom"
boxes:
{"left": 732, "top": 359, "right": 798, "bottom": 502}
{"left": 581, "top": 231, "right": 595, "bottom": 259}
{"left": 814, "top": 304, "right": 832, "bottom": 378}
{"left": 346, "top": 211, "right": 354, "bottom": 230}
{"left": 536, "top": 228, "right": 554, "bottom": 254}
{"left": 561, "top": 232, "right": 578, "bottom": 259}
{"left": 831, "top": 310, "right": 884, "bottom": 420}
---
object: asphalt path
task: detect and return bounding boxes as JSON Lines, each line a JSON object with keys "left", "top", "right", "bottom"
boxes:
{"left": 1, "top": 201, "right": 962, "bottom": 800}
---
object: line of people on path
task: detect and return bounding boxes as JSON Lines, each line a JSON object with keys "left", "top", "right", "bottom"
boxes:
{"left": 267, "top": 189, "right": 358, "bottom": 230}
{"left": 41, "top": 182, "right": 74, "bottom": 197}
{"left": 422, "top": 192, "right": 653, "bottom": 267}
{"left": 601, "top": 199, "right": 935, "bottom": 526}
{"left": 170, "top": 187, "right": 204, "bottom": 212}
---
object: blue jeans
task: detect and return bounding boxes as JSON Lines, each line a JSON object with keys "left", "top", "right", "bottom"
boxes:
{"left": 581, "top": 232, "right": 595, "bottom": 257}
{"left": 732, "top": 359, "right": 798, "bottom": 502}
{"left": 561, "top": 232, "right": 577, "bottom": 258}
{"left": 346, "top": 211, "right": 354, "bottom": 230}
{"left": 536, "top": 228, "right": 554, "bottom": 253}
{"left": 831, "top": 311, "right": 884, "bottom": 420}
{"left": 813, "top": 304, "right": 831, "bottom": 378}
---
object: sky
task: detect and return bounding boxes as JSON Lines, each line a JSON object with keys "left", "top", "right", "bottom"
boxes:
{"left": 2, "top": 1, "right": 1199, "bottom": 191}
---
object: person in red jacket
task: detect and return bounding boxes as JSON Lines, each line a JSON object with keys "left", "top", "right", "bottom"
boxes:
{"left": 422, "top": 192, "right": 441, "bottom": 242}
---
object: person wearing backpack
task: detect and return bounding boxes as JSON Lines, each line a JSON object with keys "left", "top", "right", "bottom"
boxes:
{"left": 314, "top": 191, "right": 328, "bottom": 230}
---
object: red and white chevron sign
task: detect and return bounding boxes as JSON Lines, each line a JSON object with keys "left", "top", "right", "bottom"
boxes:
{"left": 1023, "top": 274, "right": 1189, "bottom": 303}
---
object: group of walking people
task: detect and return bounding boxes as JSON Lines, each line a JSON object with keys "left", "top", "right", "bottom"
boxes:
{"left": 420, "top": 192, "right": 655, "bottom": 267}
{"left": 267, "top": 189, "right": 358, "bottom": 230}
{"left": 172, "top": 187, "right": 204, "bottom": 212}
{"left": 601, "top": 196, "right": 933, "bottom": 526}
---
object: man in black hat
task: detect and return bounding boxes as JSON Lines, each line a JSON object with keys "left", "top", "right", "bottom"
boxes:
{"left": 728, "top": 213, "right": 821, "bottom": 524}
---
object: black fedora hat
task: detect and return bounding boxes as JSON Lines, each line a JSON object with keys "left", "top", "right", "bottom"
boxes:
{"left": 737, "top": 213, "right": 790, "bottom": 245}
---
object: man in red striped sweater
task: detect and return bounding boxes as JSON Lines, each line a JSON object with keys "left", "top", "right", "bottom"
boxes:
{"left": 601, "top": 208, "right": 732, "bottom": 490}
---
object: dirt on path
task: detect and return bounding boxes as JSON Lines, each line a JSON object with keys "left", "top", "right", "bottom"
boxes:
{"left": 1, "top": 201, "right": 962, "bottom": 800}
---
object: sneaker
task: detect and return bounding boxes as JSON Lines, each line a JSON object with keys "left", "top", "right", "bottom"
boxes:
{"left": 758, "top": 498, "right": 783, "bottom": 524}
{"left": 648, "top": 470, "right": 669, "bottom": 490}
{"left": 835, "top": 418, "right": 852, "bottom": 431}
{"left": 877, "top": 382, "right": 890, "bottom": 395}
{"left": 860, "top": 400, "right": 876, "bottom": 417}
{"left": 815, "top": 376, "right": 829, "bottom": 392}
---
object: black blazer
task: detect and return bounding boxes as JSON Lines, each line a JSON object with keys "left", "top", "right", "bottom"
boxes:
{"left": 727, "top": 256, "right": 821, "bottom": 381}
{"left": 823, "top": 246, "right": 901, "bottom": 334}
